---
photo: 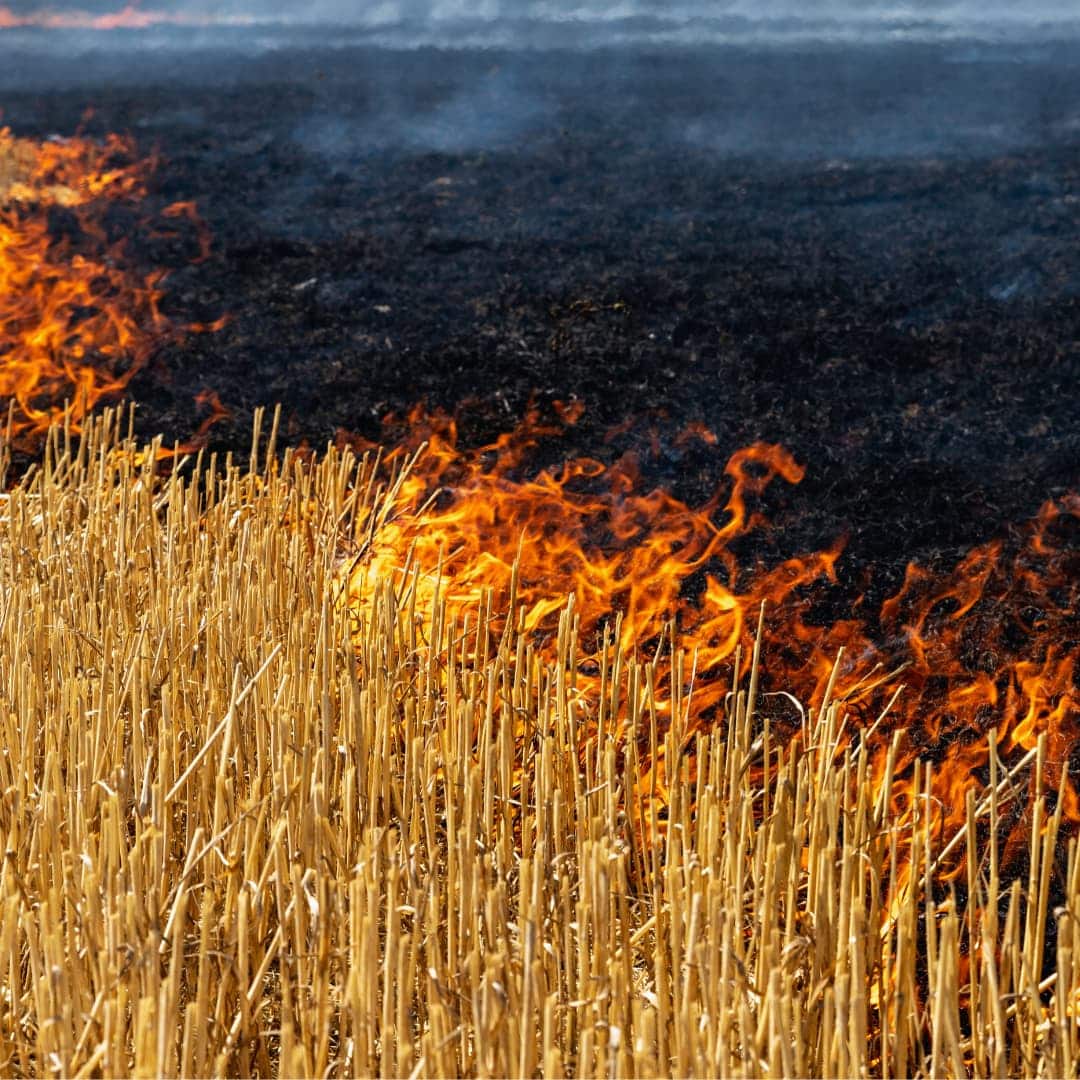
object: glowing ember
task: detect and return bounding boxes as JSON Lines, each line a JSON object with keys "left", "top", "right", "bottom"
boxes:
{"left": 341, "top": 405, "right": 1080, "bottom": 863}
{"left": 0, "top": 127, "right": 220, "bottom": 449}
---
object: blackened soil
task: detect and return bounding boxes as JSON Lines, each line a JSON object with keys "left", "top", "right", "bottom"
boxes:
{"left": 4, "top": 41, "right": 1080, "bottom": 594}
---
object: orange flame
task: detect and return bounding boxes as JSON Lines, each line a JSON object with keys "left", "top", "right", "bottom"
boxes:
{"left": 0, "top": 127, "right": 218, "bottom": 449}
{"left": 342, "top": 405, "right": 1080, "bottom": 865}
{"left": 0, "top": 4, "right": 255, "bottom": 31}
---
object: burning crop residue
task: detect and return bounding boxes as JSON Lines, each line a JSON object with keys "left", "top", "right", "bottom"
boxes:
{"left": 0, "top": 126, "right": 220, "bottom": 450}
{"left": 341, "top": 403, "right": 1080, "bottom": 871}
{"left": 0, "top": 5, "right": 253, "bottom": 31}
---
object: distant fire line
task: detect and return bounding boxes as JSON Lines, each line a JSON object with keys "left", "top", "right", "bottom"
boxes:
{"left": 0, "top": 5, "right": 259, "bottom": 31}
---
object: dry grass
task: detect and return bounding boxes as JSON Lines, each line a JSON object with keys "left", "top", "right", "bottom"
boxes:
{"left": 0, "top": 407, "right": 1077, "bottom": 1078}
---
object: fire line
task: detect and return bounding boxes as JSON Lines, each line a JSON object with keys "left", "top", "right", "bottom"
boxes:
{"left": 0, "top": 126, "right": 222, "bottom": 450}
{"left": 339, "top": 403, "right": 1080, "bottom": 874}
{"left": 2, "top": 122, "right": 1075, "bottom": 870}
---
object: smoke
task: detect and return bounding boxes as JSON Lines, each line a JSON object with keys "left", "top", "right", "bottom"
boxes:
{"left": 679, "top": 44, "right": 1080, "bottom": 160}
{"left": 1, "top": 0, "right": 1078, "bottom": 167}
{"left": 2, "top": 0, "right": 1080, "bottom": 48}
{"left": 296, "top": 64, "right": 552, "bottom": 158}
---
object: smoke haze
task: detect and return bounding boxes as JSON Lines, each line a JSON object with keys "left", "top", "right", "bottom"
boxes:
{"left": 1, "top": 2, "right": 1078, "bottom": 167}
{"left": 1, "top": 0, "right": 1080, "bottom": 49}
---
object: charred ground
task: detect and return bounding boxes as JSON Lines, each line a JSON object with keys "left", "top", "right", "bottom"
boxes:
{"left": 3, "top": 39, "right": 1080, "bottom": 599}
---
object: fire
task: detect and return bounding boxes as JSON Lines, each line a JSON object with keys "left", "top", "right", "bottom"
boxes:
{"left": 3, "top": 117, "right": 1072, "bottom": 897}
{"left": 0, "top": 127, "right": 220, "bottom": 449}
{"left": 341, "top": 403, "right": 1080, "bottom": 863}
{"left": 0, "top": 5, "right": 255, "bottom": 31}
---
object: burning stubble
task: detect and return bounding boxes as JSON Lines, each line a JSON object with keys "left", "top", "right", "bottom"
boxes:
{"left": 0, "top": 128, "right": 223, "bottom": 451}
{"left": 336, "top": 403, "right": 1080, "bottom": 872}
{"left": 0, "top": 409, "right": 1077, "bottom": 1076}
{"left": 0, "top": 146, "right": 1077, "bottom": 1062}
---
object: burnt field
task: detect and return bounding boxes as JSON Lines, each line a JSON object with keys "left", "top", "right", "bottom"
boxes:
{"left": 3, "top": 37, "right": 1080, "bottom": 585}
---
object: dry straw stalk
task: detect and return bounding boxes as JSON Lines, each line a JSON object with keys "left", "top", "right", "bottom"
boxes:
{"left": 0, "top": 407, "right": 1075, "bottom": 1077}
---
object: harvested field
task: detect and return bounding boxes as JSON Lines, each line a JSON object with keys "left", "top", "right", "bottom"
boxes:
{"left": 0, "top": 411, "right": 1076, "bottom": 1076}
